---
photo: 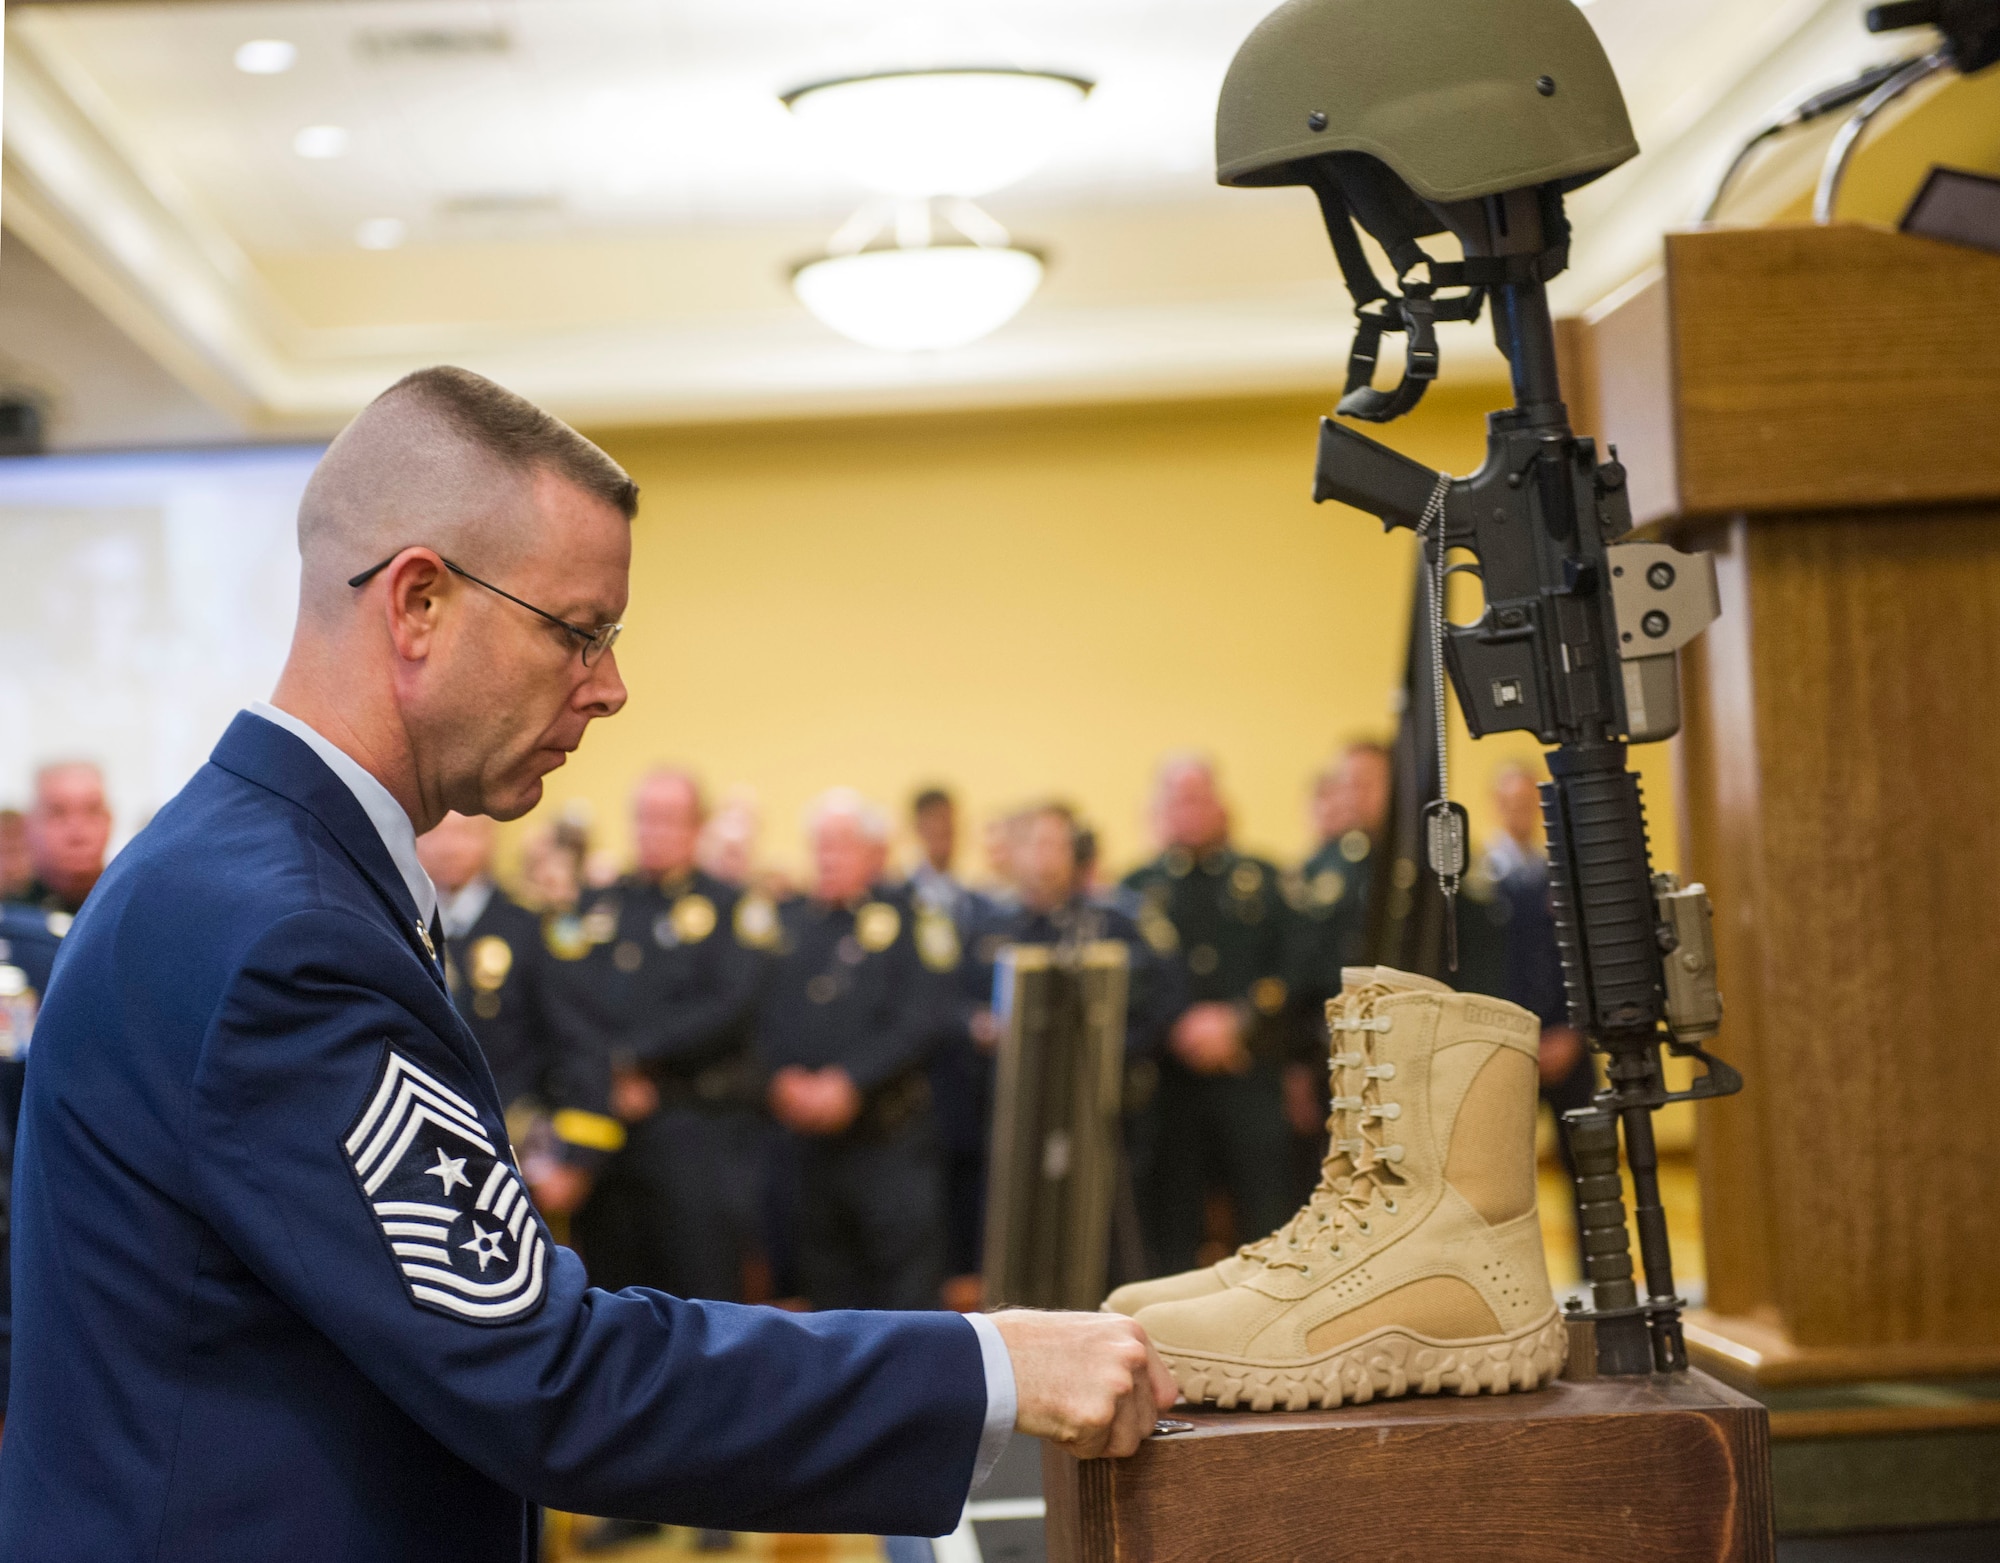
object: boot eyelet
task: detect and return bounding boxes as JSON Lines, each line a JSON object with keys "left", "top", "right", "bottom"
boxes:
{"left": 1357, "top": 1220, "right": 1373, "bottom": 1236}
{"left": 1383, "top": 1199, "right": 1399, "bottom": 1215}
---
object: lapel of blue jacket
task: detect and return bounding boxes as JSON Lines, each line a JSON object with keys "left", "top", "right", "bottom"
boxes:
{"left": 209, "top": 711, "right": 446, "bottom": 990}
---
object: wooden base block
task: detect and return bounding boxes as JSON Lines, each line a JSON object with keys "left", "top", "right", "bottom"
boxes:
{"left": 1043, "top": 1371, "right": 1773, "bottom": 1563}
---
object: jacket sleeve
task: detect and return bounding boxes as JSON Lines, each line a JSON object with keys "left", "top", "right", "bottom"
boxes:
{"left": 188, "top": 908, "right": 986, "bottom": 1536}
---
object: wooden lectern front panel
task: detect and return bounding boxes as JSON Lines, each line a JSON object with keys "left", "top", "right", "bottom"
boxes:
{"left": 1683, "top": 505, "right": 2000, "bottom": 1352}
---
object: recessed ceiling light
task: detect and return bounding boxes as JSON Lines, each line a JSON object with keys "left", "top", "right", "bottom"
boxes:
{"left": 293, "top": 125, "right": 350, "bottom": 160}
{"left": 234, "top": 39, "right": 297, "bottom": 75}
{"left": 355, "top": 217, "right": 407, "bottom": 250}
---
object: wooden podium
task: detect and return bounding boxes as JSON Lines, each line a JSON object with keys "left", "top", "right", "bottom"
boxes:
{"left": 1575, "top": 225, "right": 2000, "bottom": 1391}
{"left": 1043, "top": 1365, "right": 1774, "bottom": 1562}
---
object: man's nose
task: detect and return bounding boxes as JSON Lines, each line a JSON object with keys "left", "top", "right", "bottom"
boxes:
{"left": 580, "top": 649, "right": 629, "bottom": 718}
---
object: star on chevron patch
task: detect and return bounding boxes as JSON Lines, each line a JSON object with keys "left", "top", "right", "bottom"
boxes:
{"left": 344, "top": 1049, "right": 548, "bottom": 1325}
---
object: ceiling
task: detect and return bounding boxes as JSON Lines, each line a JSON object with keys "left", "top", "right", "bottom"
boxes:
{"left": 0, "top": 0, "right": 1932, "bottom": 441}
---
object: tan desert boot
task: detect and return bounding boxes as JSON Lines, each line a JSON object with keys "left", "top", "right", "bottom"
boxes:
{"left": 1101, "top": 966, "right": 1416, "bottom": 1319}
{"left": 1131, "top": 967, "right": 1566, "bottom": 1409}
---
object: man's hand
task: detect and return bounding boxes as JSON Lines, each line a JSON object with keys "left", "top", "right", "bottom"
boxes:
{"left": 1282, "top": 1061, "right": 1324, "bottom": 1136}
{"left": 528, "top": 1160, "right": 592, "bottom": 1217}
{"left": 810, "top": 1067, "right": 861, "bottom": 1134}
{"left": 969, "top": 1007, "right": 1002, "bottom": 1053}
{"left": 768, "top": 1066, "right": 818, "bottom": 1131}
{"left": 611, "top": 1067, "right": 659, "bottom": 1123}
{"left": 768, "top": 1066, "right": 862, "bottom": 1135}
{"left": 1170, "top": 1002, "right": 1250, "bottom": 1075}
{"left": 1538, "top": 1024, "right": 1584, "bottom": 1087}
{"left": 989, "top": 1309, "right": 1178, "bottom": 1460}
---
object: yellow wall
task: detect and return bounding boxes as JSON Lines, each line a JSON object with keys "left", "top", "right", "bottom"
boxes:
{"left": 512, "top": 384, "right": 1681, "bottom": 885}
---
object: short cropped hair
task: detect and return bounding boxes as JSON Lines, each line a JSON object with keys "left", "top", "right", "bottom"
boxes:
{"left": 808, "top": 787, "right": 889, "bottom": 845}
{"left": 911, "top": 787, "right": 953, "bottom": 816}
{"left": 381, "top": 367, "right": 638, "bottom": 521}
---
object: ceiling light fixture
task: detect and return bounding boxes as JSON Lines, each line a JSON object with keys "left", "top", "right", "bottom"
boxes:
{"left": 293, "top": 124, "right": 349, "bottom": 160}
{"left": 782, "top": 67, "right": 1092, "bottom": 198}
{"left": 233, "top": 39, "right": 296, "bottom": 75}
{"left": 792, "top": 199, "right": 1043, "bottom": 352}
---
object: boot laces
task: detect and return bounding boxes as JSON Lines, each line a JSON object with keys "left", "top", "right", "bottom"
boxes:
{"left": 1250, "top": 984, "right": 1408, "bottom": 1271}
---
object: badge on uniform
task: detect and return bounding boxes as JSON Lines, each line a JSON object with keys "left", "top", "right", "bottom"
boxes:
{"left": 469, "top": 936, "right": 513, "bottom": 991}
{"left": 670, "top": 893, "right": 717, "bottom": 945}
{"left": 734, "top": 893, "right": 780, "bottom": 950}
{"left": 915, "top": 908, "right": 961, "bottom": 972}
{"left": 0, "top": 964, "right": 37, "bottom": 1060}
{"left": 855, "top": 901, "right": 900, "bottom": 953}
{"left": 543, "top": 914, "right": 591, "bottom": 962}
{"left": 344, "top": 1049, "right": 548, "bottom": 1326}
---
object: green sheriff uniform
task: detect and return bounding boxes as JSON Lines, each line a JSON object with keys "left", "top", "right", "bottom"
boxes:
{"left": 1121, "top": 845, "right": 1303, "bottom": 1274}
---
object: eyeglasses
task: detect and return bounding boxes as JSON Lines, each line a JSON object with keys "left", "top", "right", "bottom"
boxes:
{"left": 347, "top": 551, "right": 623, "bottom": 667}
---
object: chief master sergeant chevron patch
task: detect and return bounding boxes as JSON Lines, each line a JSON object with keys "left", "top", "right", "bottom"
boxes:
{"left": 344, "top": 1048, "right": 549, "bottom": 1325}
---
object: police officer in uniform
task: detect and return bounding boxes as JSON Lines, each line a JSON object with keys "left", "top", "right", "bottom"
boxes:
{"left": 1122, "top": 755, "right": 1300, "bottom": 1274}
{"left": 762, "top": 791, "right": 949, "bottom": 1310}
{"left": 1286, "top": 741, "right": 1389, "bottom": 990}
{"left": 0, "top": 901, "right": 62, "bottom": 1426}
{"left": 416, "top": 812, "right": 623, "bottom": 1221}
{"left": 1280, "top": 742, "right": 1390, "bottom": 1197}
{"left": 976, "top": 803, "right": 1189, "bottom": 1284}
{"left": 17, "top": 761, "right": 112, "bottom": 918}
{"left": 901, "top": 787, "right": 996, "bottom": 1306}
{"left": 567, "top": 769, "right": 771, "bottom": 1303}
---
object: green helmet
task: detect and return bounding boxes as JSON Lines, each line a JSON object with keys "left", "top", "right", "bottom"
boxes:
{"left": 1214, "top": 0, "right": 1636, "bottom": 422}
{"left": 1216, "top": 0, "right": 1637, "bottom": 200}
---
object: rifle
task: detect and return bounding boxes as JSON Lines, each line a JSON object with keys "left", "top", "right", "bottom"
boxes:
{"left": 1311, "top": 182, "right": 1738, "bottom": 1376}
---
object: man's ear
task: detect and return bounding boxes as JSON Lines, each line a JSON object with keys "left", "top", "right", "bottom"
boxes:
{"left": 382, "top": 550, "right": 451, "bottom": 663}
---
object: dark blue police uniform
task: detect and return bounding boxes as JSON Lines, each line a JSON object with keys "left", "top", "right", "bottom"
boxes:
{"left": 0, "top": 902, "right": 63, "bottom": 1416}
{"left": 759, "top": 888, "right": 949, "bottom": 1311}
{"left": 0, "top": 714, "right": 989, "bottom": 1560}
{"left": 560, "top": 869, "right": 772, "bottom": 1300}
{"left": 442, "top": 884, "right": 625, "bottom": 1172}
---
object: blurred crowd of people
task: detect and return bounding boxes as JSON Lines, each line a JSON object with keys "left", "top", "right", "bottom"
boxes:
{"left": 0, "top": 744, "right": 1586, "bottom": 1547}
{"left": 0, "top": 744, "right": 1587, "bottom": 1360}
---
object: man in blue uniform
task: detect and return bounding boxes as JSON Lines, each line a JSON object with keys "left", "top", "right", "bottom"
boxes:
{"left": 0, "top": 901, "right": 62, "bottom": 1425}
{"left": 417, "top": 810, "right": 624, "bottom": 1214}
{"left": 975, "top": 803, "right": 1190, "bottom": 1285}
{"left": 0, "top": 366, "right": 1171, "bottom": 1562}
{"left": 903, "top": 786, "right": 994, "bottom": 1309}
{"left": 761, "top": 791, "right": 951, "bottom": 1311}
{"left": 1121, "top": 755, "right": 1300, "bottom": 1274}
{"left": 566, "top": 768, "right": 772, "bottom": 1303}
{"left": 16, "top": 760, "right": 111, "bottom": 918}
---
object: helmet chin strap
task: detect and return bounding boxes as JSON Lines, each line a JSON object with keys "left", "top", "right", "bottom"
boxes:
{"left": 1304, "top": 161, "right": 1573, "bottom": 424}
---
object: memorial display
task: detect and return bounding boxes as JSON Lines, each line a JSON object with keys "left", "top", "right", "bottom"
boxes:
{"left": 1107, "top": 0, "right": 1743, "bottom": 1391}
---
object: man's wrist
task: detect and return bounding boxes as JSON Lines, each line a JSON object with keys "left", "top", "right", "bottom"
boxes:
{"left": 962, "top": 1311, "right": 1017, "bottom": 1493}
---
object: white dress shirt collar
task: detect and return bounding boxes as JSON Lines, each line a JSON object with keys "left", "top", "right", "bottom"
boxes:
{"left": 247, "top": 701, "right": 438, "bottom": 928}
{"left": 439, "top": 877, "right": 496, "bottom": 941}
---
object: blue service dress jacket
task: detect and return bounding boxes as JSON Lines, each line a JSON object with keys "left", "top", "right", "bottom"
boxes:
{"left": 0, "top": 713, "right": 989, "bottom": 1562}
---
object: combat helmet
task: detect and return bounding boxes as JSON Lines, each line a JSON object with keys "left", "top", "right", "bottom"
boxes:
{"left": 1216, "top": 0, "right": 1638, "bottom": 420}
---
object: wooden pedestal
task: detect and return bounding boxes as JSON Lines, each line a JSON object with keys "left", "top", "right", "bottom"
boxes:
{"left": 1574, "top": 225, "right": 2000, "bottom": 1389}
{"left": 1042, "top": 1370, "right": 1773, "bottom": 1563}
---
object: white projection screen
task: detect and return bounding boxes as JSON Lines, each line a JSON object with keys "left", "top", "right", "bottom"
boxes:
{"left": 0, "top": 446, "right": 323, "bottom": 849}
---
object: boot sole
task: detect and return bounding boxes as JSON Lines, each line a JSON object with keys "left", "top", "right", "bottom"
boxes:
{"left": 1157, "top": 1309, "right": 1568, "bottom": 1411}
